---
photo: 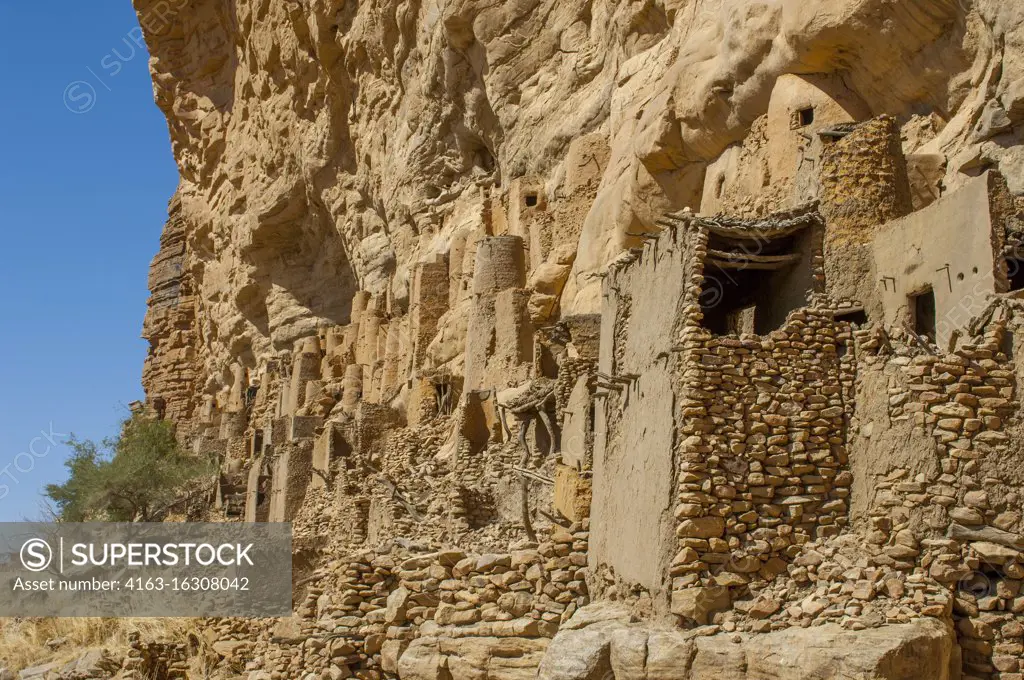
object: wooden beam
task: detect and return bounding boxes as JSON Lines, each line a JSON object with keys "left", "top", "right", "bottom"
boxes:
{"left": 706, "top": 249, "right": 802, "bottom": 265}
{"left": 706, "top": 256, "right": 801, "bottom": 271}
{"left": 658, "top": 211, "right": 821, "bottom": 242}
{"left": 513, "top": 466, "right": 555, "bottom": 485}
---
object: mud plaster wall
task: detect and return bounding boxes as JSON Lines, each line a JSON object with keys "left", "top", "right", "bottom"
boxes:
{"left": 561, "top": 376, "right": 593, "bottom": 470}
{"left": 590, "top": 228, "right": 693, "bottom": 596}
{"left": 872, "top": 172, "right": 1005, "bottom": 348}
{"left": 846, "top": 362, "right": 941, "bottom": 523}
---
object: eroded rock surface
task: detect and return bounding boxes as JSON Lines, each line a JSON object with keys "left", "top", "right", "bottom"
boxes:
{"left": 136, "top": 0, "right": 1024, "bottom": 425}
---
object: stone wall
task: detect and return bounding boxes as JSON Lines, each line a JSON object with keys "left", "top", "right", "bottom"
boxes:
{"left": 210, "top": 524, "right": 589, "bottom": 679}
{"left": 671, "top": 306, "right": 857, "bottom": 624}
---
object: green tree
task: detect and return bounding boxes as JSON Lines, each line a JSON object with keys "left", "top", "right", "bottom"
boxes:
{"left": 45, "top": 415, "right": 215, "bottom": 522}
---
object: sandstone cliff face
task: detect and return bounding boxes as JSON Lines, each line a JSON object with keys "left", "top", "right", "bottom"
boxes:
{"left": 128, "top": 1, "right": 1024, "bottom": 679}
{"left": 138, "top": 0, "right": 1024, "bottom": 423}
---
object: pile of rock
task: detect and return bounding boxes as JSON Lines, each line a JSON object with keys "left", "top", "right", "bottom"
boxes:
{"left": 121, "top": 635, "right": 189, "bottom": 679}
{"left": 233, "top": 524, "right": 589, "bottom": 678}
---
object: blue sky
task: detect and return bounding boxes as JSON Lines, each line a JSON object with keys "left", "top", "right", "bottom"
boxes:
{"left": 0, "top": 3, "right": 179, "bottom": 520}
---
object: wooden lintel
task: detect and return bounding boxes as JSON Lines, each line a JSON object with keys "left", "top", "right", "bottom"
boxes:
{"left": 706, "top": 249, "right": 802, "bottom": 265}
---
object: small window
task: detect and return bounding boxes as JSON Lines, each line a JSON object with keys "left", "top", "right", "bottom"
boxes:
{"left": 835, "top": 309, "right": 868, "bottom": 327}
{"left": 910, "top": 288, "right": 937, "bottom": 343}
{"left": 524, "top": 193, "right": 538, "bottom": 208}
{"left": 1001, "top": 330, "right": 1015, "bottom": 359}
{"left": 1007, "top": 257, "right": 1024, "bottom": 292}
{"left": 715, "top": 175, "right": 726, "bottom": 198}
{"left": 798, "top": 107, "right": 814, "bottom": 127}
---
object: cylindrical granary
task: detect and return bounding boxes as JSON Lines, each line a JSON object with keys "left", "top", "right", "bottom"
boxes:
{"left": 464, "top": 235, "right": 527, "bottom": 390}
{"left": 472, "top": 235, "right": 526, "bottom": 295}
{"left": 380, "top": 323, "right": 402, "bottom": 399}
{"left": 286, "top": 337, "right": 323, "bottom": 415}
{"left": 819, "top": 115, "right": 912, "bottom": 239}
{"left": 358, "top": 311, "right": 383, "bottom": 367}
{"left": 226, "top": 364, "right": 247, "bottom": 413}
{"left": 350, "top": 290, "right": 371, "bottom": 325}
{"left": 341, "top": 364, "right": 363, "bottom": 413}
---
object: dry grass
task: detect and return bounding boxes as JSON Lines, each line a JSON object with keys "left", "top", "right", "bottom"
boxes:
{"left": 0, "top": 617, "right": 201, "bottom": 672}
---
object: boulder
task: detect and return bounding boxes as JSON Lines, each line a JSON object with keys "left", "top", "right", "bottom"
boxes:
{"left": 270, "top": 616, "right": 306, "bottom": 645}
{"left": 671, "top": 586, "right": 731, "bottom": 624}
{"left": 385, "top": 586, "right": 411, "bottom": 624}
{"left": 398, "top": 636, "right": 547, "bottom": 680}
{"left": 536, "top": 625, "right": 613, "bottom": 680}
{"left": 539, "top": 605, "right": 956, "bottom": 679}
{"left": 397, "top": 639, "right": 446, "bottom": 680}
{"left": 735, "top": 619, "right": 955, "bottom": 680}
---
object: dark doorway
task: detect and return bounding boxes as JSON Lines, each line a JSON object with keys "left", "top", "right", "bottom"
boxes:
{"left": 699, "top": 230, "right": 813, "bottom": 336}
{"left": 910, "top": 288, "right": 937, "bottom": 343}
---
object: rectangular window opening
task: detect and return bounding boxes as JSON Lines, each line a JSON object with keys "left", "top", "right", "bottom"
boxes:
{"left": 1002, "top": 329, "right": 1015, "bottom": 360}
{"left": 700, "top": 229, "right": 814, "bottom": 336}
{"left": 799, "top": 107, "right": 814, "bottom": 126}
{"left": 835, "top": 309, "right": 868, "bottom": 327}
{"left": 524, "top": 193, "right": 538, "bottom": 208}
{"left": 910, "top": 288, "right": 937, "bottom": 343}
{"left": 1007, "top": 257, "right": 1024, "bottom": 292}
{"left": 700, "top": 271, "right": 801, "bottom": 336}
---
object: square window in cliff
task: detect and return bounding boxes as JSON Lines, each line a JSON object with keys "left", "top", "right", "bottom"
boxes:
{"left": 793, "top": 107, "right": 815, "bottom": 128}
{"left": 910, "top": 288, "right": 937, "bottom": 343}
{"left": 524, "top": 192, "right": 539, "bottom": 208}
